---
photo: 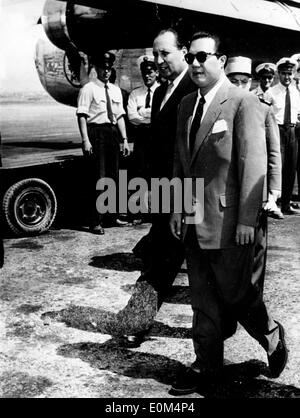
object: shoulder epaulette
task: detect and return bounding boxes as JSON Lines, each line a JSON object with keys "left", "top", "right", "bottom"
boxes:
{"left": 259, "top": 97, "right": 272, "bottom": 106}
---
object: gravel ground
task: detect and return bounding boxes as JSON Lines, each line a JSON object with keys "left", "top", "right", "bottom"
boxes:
{"left": 0, "top": 217, "right": 299, "bottom": 399}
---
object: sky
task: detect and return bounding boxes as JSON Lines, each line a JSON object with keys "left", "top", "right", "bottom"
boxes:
{"left": 0, "top": 0, "right": 46, "bottom": 94}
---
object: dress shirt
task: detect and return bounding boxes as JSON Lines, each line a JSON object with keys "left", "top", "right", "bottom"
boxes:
{"left": 160, "top": 66, "right": 188, "bottom": 110}
{"left": 127, "top": 81, "right": 160, "bottom": 125}
{"left": 268, "top": 82, "right": 300, "bottom": 124}
{"left": 192, "top": 72, "right": 227, "bottom": 122}
{"left": 76, "top": 79, "right": 125, "bottom": 124}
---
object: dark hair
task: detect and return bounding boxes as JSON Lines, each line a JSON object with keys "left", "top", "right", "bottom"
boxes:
{"left": 189, "top": 31, "right": 222, "bottom": 54}
{"left": 156, "top": 28, "right": 186, "bottom": 50}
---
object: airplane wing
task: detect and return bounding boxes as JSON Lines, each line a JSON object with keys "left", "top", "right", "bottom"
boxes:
{"left": 55, "top": 0, "right": 300, "bottom": 32}
{"left": 138, "top": 0, "right": 300, "bottom": 31}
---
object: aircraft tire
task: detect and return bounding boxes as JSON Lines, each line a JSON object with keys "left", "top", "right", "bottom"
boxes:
{"left": 2, "top": 178, "right": 57, "bottom": 236}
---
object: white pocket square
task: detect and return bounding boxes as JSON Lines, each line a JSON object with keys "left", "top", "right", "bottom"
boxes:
{"left": 212, "top": 119, "right": 227, "bottom": 133}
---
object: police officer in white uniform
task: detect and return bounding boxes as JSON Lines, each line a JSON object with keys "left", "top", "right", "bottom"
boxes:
{"left": 269, "top": 57, "right": 300, "bottom": 215}
{"left": 252, "top": 62, "right": 276, "bottom": 103}
{"left": 77, "top": 52, "right": 131, "bottom": 234}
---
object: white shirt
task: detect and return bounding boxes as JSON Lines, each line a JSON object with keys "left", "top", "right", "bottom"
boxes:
{"left": 268, "top": 82, "right": 300, "bottom": 124}
{"left": 192, "top": 72, "right": 227, "bottom": 122}
{"left": 160, "top": 67, "right": 188, "bottom": 109}
{"left": 252, "top": 86, "right": 273, "bottom": 103}
{"left": 77, "top": 80, "right": 125, "bottom": 124}
{"left": 127, "top": 81, "right": 160, "bottom": 125}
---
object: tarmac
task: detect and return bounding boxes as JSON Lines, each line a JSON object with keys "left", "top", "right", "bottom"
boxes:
{"left": 0, "top": 213, "right": 300, "bottom": 399}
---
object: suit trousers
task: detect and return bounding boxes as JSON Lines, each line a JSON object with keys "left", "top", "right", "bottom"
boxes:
{"left": 130, "top": 124, "right": 151, "bottom": 183}
{"left": 136, "top": 213, "right": 185, "bottom": 308}
{"left": 185, "top": 226, "right": 278, "bottom": 372}
{"left": 87, "top": 123, "right": 120, "bottom": 224}
{"left": 279, "top": 125, "right": 298, "bottom": 208}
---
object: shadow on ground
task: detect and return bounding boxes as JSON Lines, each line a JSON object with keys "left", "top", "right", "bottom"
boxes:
{"left": 89, "top": 252, "right": 188, "bottom": 275}
{"left": 41, "top": 306, "right": 191, "bottom": 339}
{"left": 57, "top": 340, "right": 300, "bottom": 398}
{"left": 90, "top": 252, "right": 144, "bottom": 272}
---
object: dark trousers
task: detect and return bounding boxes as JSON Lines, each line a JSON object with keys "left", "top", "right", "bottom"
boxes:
{"left": 130, "top": 124, "right": 151, "bottom": 183}
{"left": 136, "top": 213, "right": 185, "bottom": 308}
{"left": 87, "top": 124, "right": 120, "bottom": 224}
{"left": 279, "top": 125, "right": 298, "bottom": 208}
{"left": 185, "top": 226, "right": 275, "bottom": 371}
{"left": 296, "top": 124, "right": 300, "bottom": 199}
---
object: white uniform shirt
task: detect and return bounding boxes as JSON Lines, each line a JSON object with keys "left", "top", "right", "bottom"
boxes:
{"left": 268, "top": 82, "right": 300, "bottom": 124}
{"left": 127, "top": 81, "right": 160, "bottom": 125}
{"left": 252, "top": 86, "right": 273, "bottom": 103}
{"left": 77, "top": 79, "right": 125, "bottom": 124}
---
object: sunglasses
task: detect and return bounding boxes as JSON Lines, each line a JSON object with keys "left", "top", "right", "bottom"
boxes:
{"left": 185, "top": 51, "right": 220, "bottom": 64}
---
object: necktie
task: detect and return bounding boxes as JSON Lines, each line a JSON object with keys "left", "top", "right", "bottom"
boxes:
{"left": 160, "top": 81, "right": 174, "bottom": 109}
{"left": 284, "top": 87, "right": 291, "bottom": 125}
{"left": 104, "top": 83, "right": 114, "bottom": 124}
{"left": 189, "top": 95, "right": 206, "bottom": 154}
{"left": 145, "top": 87, "right": 151, "bottom": 108}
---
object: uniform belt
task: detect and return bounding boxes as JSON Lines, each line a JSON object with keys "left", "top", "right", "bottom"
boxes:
{"left": 134, "top": 124, "right": 151, "bottom": 129}
{"left": 279, "top": 123, "right": 295, "bottom": 128}
{"left": 88, "top": 123, "right": 116, "bottom": 127}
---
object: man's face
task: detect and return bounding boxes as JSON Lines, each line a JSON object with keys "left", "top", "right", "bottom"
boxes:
{"left": 188, "top": 37, "right": 226, "bottom": 94}
{"left": 279, "top": 70, "right": 293, "bottom": 87}
{"left": 228, "top": 74, "right": 252, "bottom": 91}
{"left": 142, "top": 68, "right": 158, "bottom": 87}
{"left": 259, "top": 74, "right": 274, "bottom": 91}
{"left": 153, "top": 31, "right": 187, "bottom": 81}
{"left": 96, "top": 65, "right": 112, "bottom": 83}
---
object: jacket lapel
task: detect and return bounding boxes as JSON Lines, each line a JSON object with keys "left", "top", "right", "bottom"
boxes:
{"left": 190, "top": 79, "right": 230, "bottom": 166}
{"left": 158, "top": 72, "right": 191, "bottom": 117}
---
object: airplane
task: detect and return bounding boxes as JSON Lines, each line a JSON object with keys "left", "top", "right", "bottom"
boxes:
{"left": 37, "top": 0, "right": 300, "bottom": 107}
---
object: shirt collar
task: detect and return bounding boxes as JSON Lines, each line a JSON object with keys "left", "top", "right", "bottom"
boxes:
{"left": 170, "top": 66, "right": 188, "bottom": 90}
{"left": 94, "top": 79, "right": 111, "bottom": 88}
{"left": 278, "top": 82, "right": 291, "bottom": 91}
{"left": 198, "top": 72, "right": 227, "bottom": 104}
{"left": 149, "top": 81, "right": 160, "bottom": 92}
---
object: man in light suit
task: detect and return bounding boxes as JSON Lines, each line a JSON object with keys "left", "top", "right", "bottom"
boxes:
{"left": 170, "top": 31, "right": 287, "bottom": 395}
{"left": 226, "top": 56, "right": 282, "bottom": 294}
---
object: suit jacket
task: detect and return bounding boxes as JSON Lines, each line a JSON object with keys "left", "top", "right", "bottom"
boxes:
{"left": 260, "top": 101, "right": 281, "bottom": 193}
{"left": 150, "top": 71, "right": 197, "bottom": 179}
{"left": 174, "top": 78, "right": 267, "bottom": 249}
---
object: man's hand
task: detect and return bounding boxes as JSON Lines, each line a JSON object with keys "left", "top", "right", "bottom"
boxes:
{"left": 170, "top": 213, "right": 182, "bottom": 240}
{"left": 122, "top": 140, "right": 131, "bottom": 157}
{"left": 82, "top": 139, "right": 92, "bottom": 156}
{"left": 235, "top": 223, "right": 255, "bottom": 245}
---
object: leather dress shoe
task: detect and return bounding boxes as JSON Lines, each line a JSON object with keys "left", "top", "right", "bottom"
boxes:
{"left": 282, "top": 205, "right": 300, "bottom": 215}
{"left": 89, "top": 224, "right": 105, "bottom": 235}
{"left": 132, "top": 218, "right": 143, "bottom": 226}
{"left": 268, "top": 321, "right": 288, "bottom": 378}
{"left": 291, "top": 202, "right": 300, "bottom": 209}
{"left": 115, "top": 218, "right": 129, "bottom": 226}
{"left": 118, "top": 331, "right": 148, "bottom": 348}
{"left": 170, "top": 367, "right": 204, "bottom": 396}
{"left": 268, "top": 208, "right": 284, "bottom": 219}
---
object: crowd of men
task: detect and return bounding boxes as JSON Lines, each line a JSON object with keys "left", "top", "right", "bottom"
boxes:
{"left": 72, "top": 27, "right": 300, "bottom": 395}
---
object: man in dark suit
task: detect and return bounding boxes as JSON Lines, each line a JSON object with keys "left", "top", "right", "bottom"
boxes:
{"left": 169, "top": 31, "right": 287, "bottom": 395}
{"left": 118, "top": 29, "right": 197, "bottom": 347}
